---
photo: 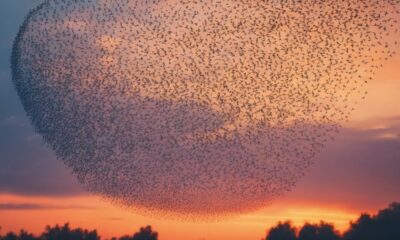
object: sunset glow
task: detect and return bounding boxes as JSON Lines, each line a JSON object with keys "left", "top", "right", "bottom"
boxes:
{"left": 1, "top": 1, "right": 400, "bottom": 240}
{"left": 0, "top": 193, "right": 361, "bottom": 239}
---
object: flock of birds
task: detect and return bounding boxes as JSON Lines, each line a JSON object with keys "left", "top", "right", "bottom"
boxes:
{"left": 12, "top": 0, "right": 400, "bottom": 218}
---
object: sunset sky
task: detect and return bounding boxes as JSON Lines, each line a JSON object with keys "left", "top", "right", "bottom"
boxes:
{"left": 1, "top": 1, "right": 400, "bottom": 240}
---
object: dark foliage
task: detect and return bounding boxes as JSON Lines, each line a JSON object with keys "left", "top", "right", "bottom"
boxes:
{"left": 40, "top": 223, "right": 99, "bottom": 240}
{"left": 117, "top": 226, "right": 158, "bottom": 240}
{"left": 343, "top": 202, "right": 400, "bottom": 240}
{"left": 0, "top": 230, "right": 35, "bottom": 240}
{"left": 262, "top": 202, "right": 400, "bottom": 240}
{"left": 266, "top": 221, "right": 297, "bottom": 240}
{"left": 298, "top": 222, "right": 340, "bottom": 240}
{"left": 0, "top": 224, "right": 157, "bottom": 240}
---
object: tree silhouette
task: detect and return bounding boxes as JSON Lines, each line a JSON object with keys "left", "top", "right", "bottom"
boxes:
{"left": 343, "top": 202, "right": 400, "bottom": 240}
{"left": 0, "top": 225, "right": 158, "bottom": 240}
{"left": 40, "top": 223, "right": 99, "bottom": 240}
{"left": 118, "top": 226, "right": 158, "bottom": 240}
{"left": 298, "top": 222, "right": 340, "bottom": 240}
{"left": 266, "top": 221, "right": 297, "bottom": 240}
{"left": 0, "top": 230, "right": 35, "bottom": 240}
{"left": 0, "top": 232, "right": 18, "bottom": 240}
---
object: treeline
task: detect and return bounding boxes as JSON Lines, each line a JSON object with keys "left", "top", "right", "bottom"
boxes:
{"left": 0, "top": 225, "right": 157, "bottom": 240}
{"left": 1, "top": 202, "right": 399, "bottom": 240}
{"left": 265, "top": 202, "right": 400, "bottom": 240}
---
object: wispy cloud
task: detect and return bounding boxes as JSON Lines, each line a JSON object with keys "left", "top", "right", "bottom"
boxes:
{"left": 0, "top": 203, "right": 96, "bottom": 210}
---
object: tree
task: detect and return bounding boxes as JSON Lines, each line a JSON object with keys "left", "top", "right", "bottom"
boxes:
{"left": 0, "top": 232, "right": 18, "bottom": 240}
{"left": 0, "top": 230, "right": 35, "bottom": 240}
{"left": 119, "top": 226, "right": 158, "bottom": 240}
{"left": 40, "top": 223, "right": 99, "bottom": 240}
{"left": 266, "top": 221, "right": 297, "bottom": 240}
{"left": 298, "top": 222, "right": 340, "bottom": 240}
{"left": 343, "top": 202, "right": 400, "bottom": 240}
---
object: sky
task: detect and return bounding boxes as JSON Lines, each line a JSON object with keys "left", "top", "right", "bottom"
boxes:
{"left": 0, "top": 1, "right": 400, "bottom": 239}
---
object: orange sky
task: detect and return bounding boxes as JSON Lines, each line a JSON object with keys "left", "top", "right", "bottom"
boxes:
{"left": 1, "top": 52, "right": 399, "bottom": 239}
{"left": 1, "top": 1, "right": 400, "bottom": 239}
{"left": 0, "top": 193, "right": 359, "bottom": 239}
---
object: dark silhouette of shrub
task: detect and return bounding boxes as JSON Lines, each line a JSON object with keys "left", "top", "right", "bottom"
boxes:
{"left": 118, "top": 226, "right": 158, "bottom": 240}
{"left": 298, "top": 222, "right": 340, "bottom": 240}
{"left": 40, "top": 223, "right": 99, "bottom": 240}
{"left": 0, "top": 232, "right": 18, "bottom": 240}
{"left": 0, "top": 230, "right": 35, "bottom": 240}
{"left": 265, "top": 221, "right": 297, "bottom": 240}
{"left": 343, "top": 202, "right": 400, "bottom": 240}
{"left": 0, "top": 225, "right": 157, "bottom": 240}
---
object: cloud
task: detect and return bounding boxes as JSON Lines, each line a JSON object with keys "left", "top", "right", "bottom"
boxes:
{"left": 1, "top": 115, "right": 28, "bottom": 127}
{"left": 0, "top": 115, "right": 84, "bottom": 197}
{"left": 0, "top": 166, "right": 84, "bottom": 197}
{"left": 0, "top": 203, "right": 96, "bottom": 210}
{"left": 0, "top": 71, "right": 7, "bottom": 82}
{"left": 1, "top": 115, "right": 399, "bottom": 207}
{"left": 0, "top": 203, "right": 43, "bottom": 210}
{"left": 284, "top": 116, "right": 400, "bottom": 210}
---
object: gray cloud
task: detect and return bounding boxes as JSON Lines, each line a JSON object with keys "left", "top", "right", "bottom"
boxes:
{"left": 285, "top": 117, "right": 400, "bottom": 210}
{"left": 0, "top": 203, "right": 96, "bottom": 210}
{"left": 0, "top": 117, "right": 84, "bottom": 196}
{"left": 1, "top": 115, "right": 399, "bottom": 208}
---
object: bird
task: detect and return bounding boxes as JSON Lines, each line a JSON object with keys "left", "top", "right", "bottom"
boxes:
{"left": 11, "top": 0, "right": 400, "bottom": 218}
